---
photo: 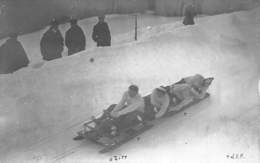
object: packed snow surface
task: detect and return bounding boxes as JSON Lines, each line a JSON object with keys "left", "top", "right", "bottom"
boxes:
{"left": 1, "top": 9, "right": 260, "bottom": 163}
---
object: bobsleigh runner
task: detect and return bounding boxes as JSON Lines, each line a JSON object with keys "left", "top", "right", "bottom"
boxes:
{"left": 73, "top": 76, "right": 214, "bottom": 153}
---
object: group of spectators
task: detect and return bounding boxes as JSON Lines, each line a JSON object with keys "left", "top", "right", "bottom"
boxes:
{"left": 0, "top": 4, "right": 196, "bottom": 74}
{"left": 40, "top": 15, "right": 111, "bottom": 61}
{"left": 0, "top": 15, "right": 111, "bottom": 74}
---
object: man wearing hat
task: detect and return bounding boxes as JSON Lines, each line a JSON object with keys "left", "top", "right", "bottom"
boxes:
{"left": 65, "top": 18, "right": 86, "bottom": 55}
{"left": 150, "top": 87, "right": 170, "bottom": 119}
{"left": 40, "top": 19, "right": 64, "bottom": 61}
{"left": 92, "top": 15, "right": 111, "bottom": 47}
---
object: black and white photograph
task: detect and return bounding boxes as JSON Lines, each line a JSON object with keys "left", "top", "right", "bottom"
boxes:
{"left": 0, "top": 0, "right": 260, "bottom": 162}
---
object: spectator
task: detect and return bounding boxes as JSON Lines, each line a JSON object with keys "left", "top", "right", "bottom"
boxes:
{"left": 183, "top": 2, "right": 197, "bottom": 25}
{"left": 40, "top": 19, "right": 64, "bottom": 61}
{"left": 92, "top": 15, "right": 111, "bottom": 47}
{"left": 0, "top": 33, "right": 29, "bottom": 74}
{"left": 65, "top": 18, "right": 86, "bottom": 55}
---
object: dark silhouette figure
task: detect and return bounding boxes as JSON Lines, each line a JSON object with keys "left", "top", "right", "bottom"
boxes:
{"left": 183, "top": 3, "right": 197, "bottom": 25}
{"left": 65, "top": 19, "right": 86, "bottom": 55}
{"left": 0, "top": 33, "right": 29, "bottom": 74}
{"left": 40, "top": 20, "right": 64, "bottom": 61}
{"left": 92, "top": 15, "right": 111, "bottom": 47}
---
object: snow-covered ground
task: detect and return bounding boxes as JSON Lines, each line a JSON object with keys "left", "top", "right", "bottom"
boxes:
{"left": 1, "top": 8, "right": 260, "bottom": 163}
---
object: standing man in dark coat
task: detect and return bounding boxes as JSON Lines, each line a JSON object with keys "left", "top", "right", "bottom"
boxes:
{"left": 40, "top": 19, "right": 64, "bottom": 61}
{"left": 92, "top": 15, "right": 111, "bottom": 47}
{"left": 183, "top": 2, "right": 197, "bottom": 25}
{"left": 65, "top": 19, "right": 86, "bottom": 55}
{"left": 0, "top": 33, "right": 29, "bottom": 74}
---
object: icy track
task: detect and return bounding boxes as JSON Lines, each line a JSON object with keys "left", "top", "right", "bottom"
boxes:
{"left": 1, "top": 9, "right": 260, "bottom": 163}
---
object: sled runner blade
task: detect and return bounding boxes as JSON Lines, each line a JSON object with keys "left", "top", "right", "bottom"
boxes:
{"left": 99, "top": 124, "right": 153, "bottom": 153}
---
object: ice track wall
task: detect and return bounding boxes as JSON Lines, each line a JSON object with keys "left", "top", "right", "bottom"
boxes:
{"left": 0, "top": 0, "right": 260, "bottom": 39}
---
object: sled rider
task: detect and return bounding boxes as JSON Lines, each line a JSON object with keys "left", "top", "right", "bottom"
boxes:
{"left": 88, "top": 85, "right": 144, "bottom": 138}
{"left": 110, "top": 85, "right": 145, "bottom": 122}
{"left": 150, "top": 87, "right": 170, "bottom": 119}
{"left": 175, "top": 74, "right": 211, "bottom": 99}
{"left": 168, "top": 75, "right": 213, "bottom": 112}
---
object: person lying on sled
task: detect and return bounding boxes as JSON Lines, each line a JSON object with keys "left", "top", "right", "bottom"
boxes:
{"left": 175, "top": 74, "right": 213, "bottom": 99}
{"left": 167, "top": 75, "right": 214, "bottom": 112}
{"left": 110, "top": 85, "right": 145, "bottom": 127}
{"left": 150, "top": 87, "right": 170, "bottom": 119}
{"left": 153, "top": 74, "right": 213, "bottom": 116}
